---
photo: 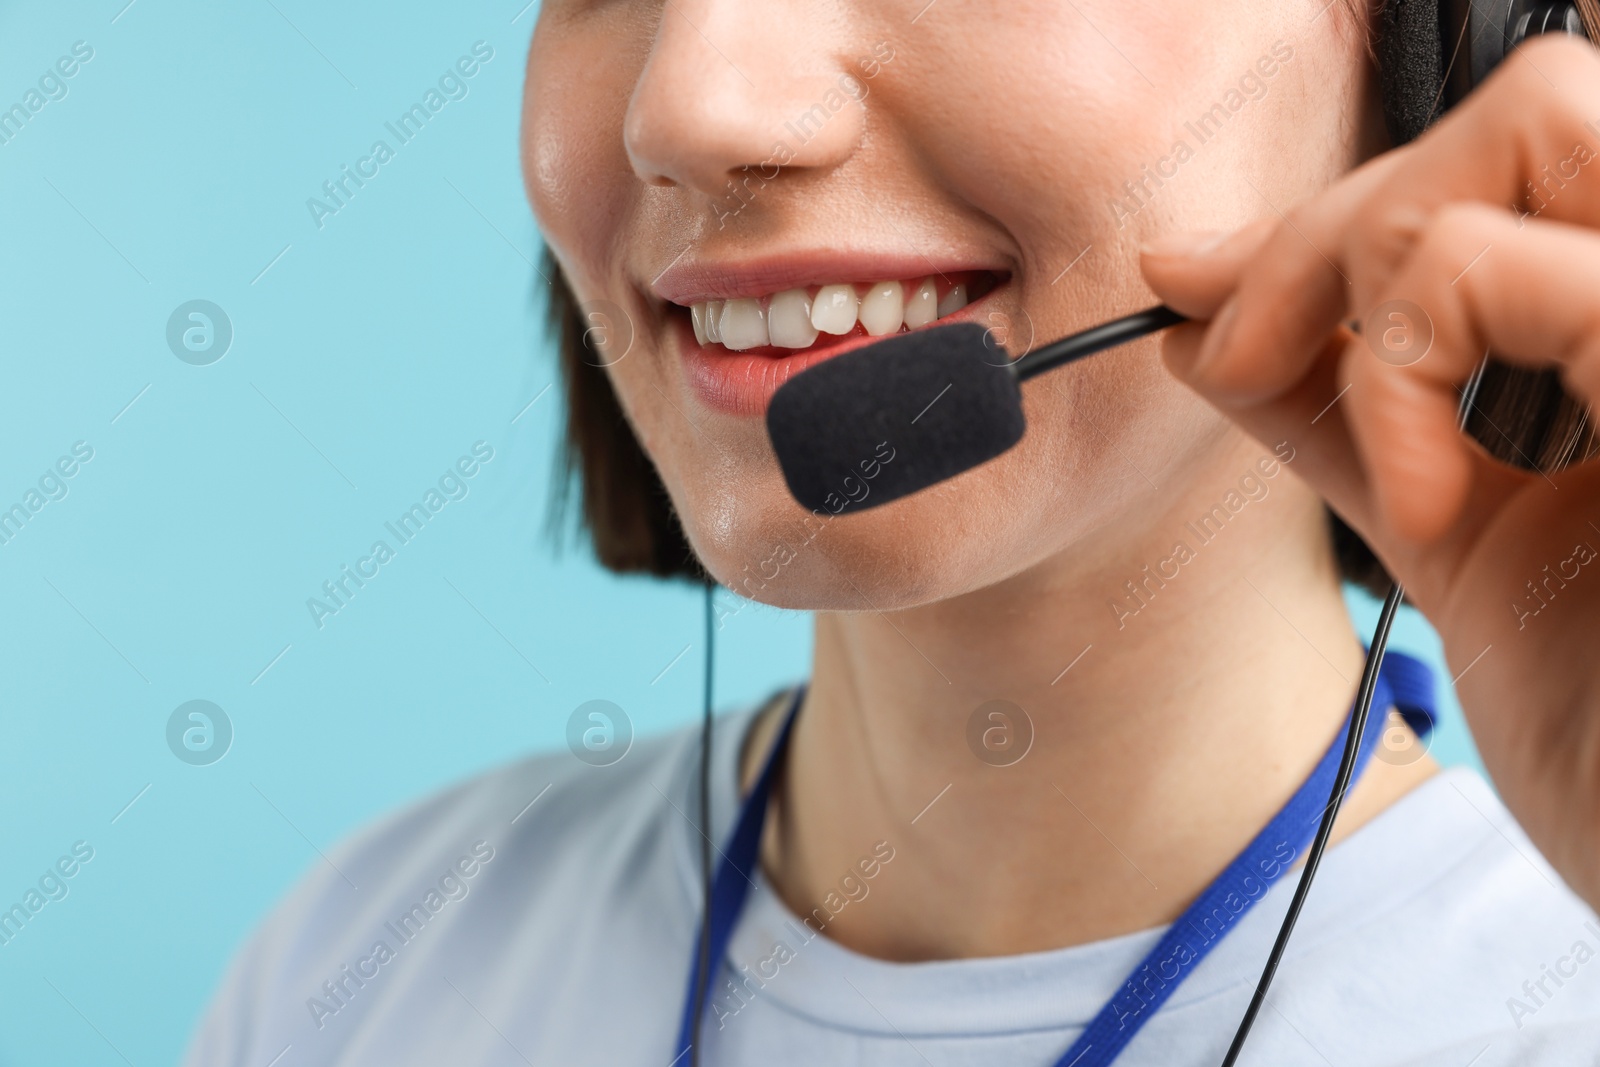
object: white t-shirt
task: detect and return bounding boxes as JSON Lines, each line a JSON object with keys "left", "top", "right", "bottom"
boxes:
{"left": 184, "top": 701, "right": 1600, "bottom": 1066}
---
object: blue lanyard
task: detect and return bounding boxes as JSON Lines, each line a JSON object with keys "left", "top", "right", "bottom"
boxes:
{"left": 674, "top": 651, "right": 1437, "bottom": 1065}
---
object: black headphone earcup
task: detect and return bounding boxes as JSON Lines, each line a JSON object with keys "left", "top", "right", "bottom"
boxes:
{"left": 1375, "top": 0, "right": 1445, "bottom": 146}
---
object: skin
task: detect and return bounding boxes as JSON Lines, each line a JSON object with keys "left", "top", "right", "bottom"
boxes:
{"left": 519, "top": 0, "right": 1594, "bottom": 964}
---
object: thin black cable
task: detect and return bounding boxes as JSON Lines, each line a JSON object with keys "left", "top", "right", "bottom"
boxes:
{"left": 1222, "top": 357, "right": 1487, "bottom": 1064}
{"left": 689, "top": 579, "right": 716, "bottom": 1067}
{"left": 1218, "top": 581, "right": 1403, "bottom": 1066}
{"left": 1012, "top": 304, "right": 1186, "bottom": 382}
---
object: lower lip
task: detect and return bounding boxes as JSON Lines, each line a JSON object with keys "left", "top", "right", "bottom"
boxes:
{"left": 678, "top": 293, "right": 999, "bottom": 418}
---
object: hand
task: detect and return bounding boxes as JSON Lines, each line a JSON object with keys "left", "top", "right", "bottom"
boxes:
{"left": 1140, "top": 35, "right": 1600, "bottom": 911}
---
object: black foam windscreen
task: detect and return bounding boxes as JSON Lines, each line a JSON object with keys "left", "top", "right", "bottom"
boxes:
{"left": 765, "top": 323, "right": 1025, "bottom": 514}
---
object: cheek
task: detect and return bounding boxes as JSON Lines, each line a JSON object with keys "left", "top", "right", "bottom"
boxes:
{"left": 900, "top": 3, "right": 1211, "bottom": 231}
{"left": 905, "top": 0, "right": 1335, "bottom": 261}
{"left": 1026, "top": 348, "right": 1231, "bottom": 516}
{"left": 522, "top": 20, "right": 646, "bottom": 268}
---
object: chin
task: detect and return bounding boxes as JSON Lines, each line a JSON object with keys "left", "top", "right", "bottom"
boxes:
{"left": 680, "top": 463, "right": 1029, "bottom": 614}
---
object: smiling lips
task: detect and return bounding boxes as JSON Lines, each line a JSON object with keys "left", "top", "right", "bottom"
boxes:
{"left": 671, "top": 269, "right": 1003, "bottom": 417}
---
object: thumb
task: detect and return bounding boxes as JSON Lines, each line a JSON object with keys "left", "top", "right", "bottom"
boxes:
{"left": 1139, "top": 217, "right": 1276, "bottom": 319}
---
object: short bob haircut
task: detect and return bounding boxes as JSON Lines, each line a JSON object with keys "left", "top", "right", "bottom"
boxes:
{"left": 544, "top": 251, "right": 1596, "bottom": 593}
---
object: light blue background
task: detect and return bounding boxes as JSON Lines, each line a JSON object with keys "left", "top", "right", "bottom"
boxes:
{"left": 0, "top": 3, "right": 1477, "bottom": 1065}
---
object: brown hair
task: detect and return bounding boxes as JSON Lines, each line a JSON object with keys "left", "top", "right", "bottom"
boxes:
{"left": 545, "top": 254, "right": 1594, "bottom": 593}
{"left": 546, "top": 257, "right": 703, "bottom": 579}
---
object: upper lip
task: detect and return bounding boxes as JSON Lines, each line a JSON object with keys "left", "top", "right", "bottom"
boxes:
{"left": 648, "top": 249, "right": 1010, "bottom": 306}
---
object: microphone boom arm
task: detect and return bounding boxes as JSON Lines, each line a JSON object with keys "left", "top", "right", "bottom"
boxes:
{"left": 1010, "top": 305, "right": 1186, "bottom": 382}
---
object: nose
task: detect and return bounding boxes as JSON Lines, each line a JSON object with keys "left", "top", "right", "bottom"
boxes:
{"left": 623, "top": 3, "right": 867, "bottom": 198}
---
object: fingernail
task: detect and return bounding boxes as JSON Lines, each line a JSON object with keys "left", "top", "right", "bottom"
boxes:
{"left": 1192, "top": 297, "right": 1239, "bottom": 379}
{"left": 1140, "top": 229, "right": 1230, "bottom": 260}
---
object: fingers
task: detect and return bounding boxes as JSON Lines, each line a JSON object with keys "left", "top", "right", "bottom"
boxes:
{"left": 1346, "top": 203, "right": 1600, "bottom": 542}
{"left": 1139, "top": 34, "right": 1600, "bottom": 598}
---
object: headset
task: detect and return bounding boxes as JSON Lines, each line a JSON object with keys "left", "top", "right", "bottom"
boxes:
{"left": 1378, "top": 0, "right": 1596, "bottom": 146}
{"left": 688, "top": 3, "right": 1597, "bottom": 1065}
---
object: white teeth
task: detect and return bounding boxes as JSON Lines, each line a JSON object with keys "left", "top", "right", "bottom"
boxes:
{"left": 859, "top": 280, "right": 904, "bottom": 337}
{"left": 687, "top": 276, "right": 981, "bottom": 351}
{"left": 904, "top": 278, "right": 938, "bottom": 329}
{"left": 768, "top": 289, "right": 819, "bottom": 349}
{"left": 936, "top": 283, "right": 967, "bottom": 318}
{"left": 703, "top": 299, "right": 724, "bottom": 344}
{"left": 718, "top": 297, "right": 768, "bottom": 351}
{"left": 810, "top": 284, "right": 859, "bottom": 335}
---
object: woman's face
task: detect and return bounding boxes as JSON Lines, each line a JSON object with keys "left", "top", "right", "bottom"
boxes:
{"left": 523, "top": 1, "right": 1369, "bottom": 610}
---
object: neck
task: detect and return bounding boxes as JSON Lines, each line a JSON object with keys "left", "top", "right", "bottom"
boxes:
{"left": 753, "top": 439, "right": 1436, "bottom": 961}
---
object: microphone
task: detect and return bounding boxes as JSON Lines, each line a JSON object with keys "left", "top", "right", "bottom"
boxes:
{"left": 766, "top": 305, "right": 1186, "bottom": 513}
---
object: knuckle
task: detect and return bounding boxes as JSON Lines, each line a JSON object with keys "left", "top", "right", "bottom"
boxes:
{"left": 1343, "top": 152, "right": 1430, "bottom": 302}
{"left": 1259, "top": 209, "right": 1331, "bottom": 289}
{"left": 1410, "top": 203, "right": 1505, "bottom": 284}
{"left": 1351, "top": 195, "right": 1425, "bottom": 284}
